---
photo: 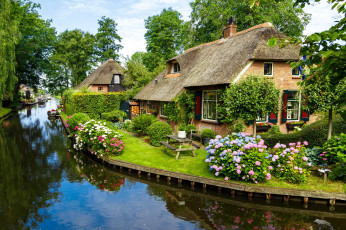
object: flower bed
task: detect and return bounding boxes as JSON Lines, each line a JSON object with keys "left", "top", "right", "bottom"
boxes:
{"left": 205, "top": 133, "right": 311, "bottom": 184}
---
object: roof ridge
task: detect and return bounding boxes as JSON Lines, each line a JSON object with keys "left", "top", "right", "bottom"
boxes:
{"left": 184, "top": 22, "right": 273, "bottom": 54}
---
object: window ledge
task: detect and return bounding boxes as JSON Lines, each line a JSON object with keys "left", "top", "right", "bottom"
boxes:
{"left": 164, "top": 73, "right": 181, "bottom": 78}
{"left": 292, "top": 76, "right": 301, "bottom": 79}
{"left": 201, "top": 119, "right": 219, "bottom": 124}
{"left": 159, "top": 115, "right": 168, "bottom": 119}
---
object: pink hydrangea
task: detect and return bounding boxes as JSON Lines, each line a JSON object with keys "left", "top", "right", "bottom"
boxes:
{"left": 303, "top": 141, "right": 308, "bottom": 146}
{"left": 249, "top": 170, "right": 255, "bottom": 176}
{"left": 224, "top": 177, "right": 229, "bottom": 181}
{"left": 236, "top": 169, "right": 241, "bottom": 174}
{"left": 302, "top": 157, "right": 308, "bottom": 161}
{"left": 266, "top": 173, "right": 271, "bottom": 180}
{"left": 255, "top": 161, "right": 261, "bottom": 166}
{"left": 268, "top": 166, "right": 273, "bottom": 170}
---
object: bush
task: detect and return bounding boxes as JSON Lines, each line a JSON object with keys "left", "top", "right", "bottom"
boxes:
{"left": 262, "top": 118, "right": 346, "bottom": 147}
{"left": 123, "top": 119, "right": 133, "bottom": 132}
{"left": 132, "top": 114, "right": 158, "bottom": 136}
{"left": 205, "top": 133, "right": 272, "bottom": 183}
{"left": 201, "top": 129, "right": 216, "bottom": 139}
{"left": 147, "top": 121, "right": 172, "bottom": 146}
{"left": 185, "top": 124, "right": 196, "bottom": 133}
{"left": 305, "top": 147, "right": 324, "bottom": 166}
{"left": 66, "top": 113, "right": 90, "bottom": 135}
{"left": 323, "top": 133, "right": 346, "bottom": 165}
{"left": 101, "top": 109, "right": 127, "bottom": 123}
{"left": 268, "top": 125, "right": 281, "bottom": 134}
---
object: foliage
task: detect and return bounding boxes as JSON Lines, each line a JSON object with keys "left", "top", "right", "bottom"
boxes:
{"left": 323, "top": 133, "right": 346, "bottom": 165}
{"left": 63, "top": 88, "right": 78, "bottom": 104}
{"left": 262, "top": 118, "right": 346, "bottom": 148}
{"left": 268, "top": 125, "right": 280, "bottom": 134}
{"left": 329, "top": 164, "right": 346, "bottom": 182}
{"left": 270, "top": 142, "right": 310, "bottom": 183}
{"left": 257, "top": 122, "right": 273, "bottom": 127}
{"left": 65, "top": 113, "right": 90, "bottom": 135}
{"left": 70, "top": 92, "right": 124, "bottom": 118}
{"left": 218, "top": 75, "right": 280, "bottom": 137}
{"left": 144, "top": 7, "right": 185, "bottom": 62}
{"left": 0, "top": 0, "right": 19, "bottom": 103}
{"left": 71, "top": 119, "right": 124, "bottom": 157}
{"left": 287, "top": 120, "right": 305, "bottom": 124}
{"left": 164, "top": 91, "right": 195, "bottom": 124}
{"left": 101, "top": 109, "right": 127, "bottom": 123}
{"left": 201, "top": 129, "right": 216, "bottom": 139}
{"left": 187, "top": 0, "right": 310, "bottom": 48}
{"left": 147, "top": 121, "right": 173, "bottom": 146}
{"left": 131, "top": 114, "right": 158, "bottom": 136}
{"left": 95, "top": 16, "right": 123, "bottom": 63}
{"left": 122, "top": 119, "right": 133, "bottom": 132}
{"left": 304, "top": 147, "right": 324, "bottom": 166}
{"left": 205, "top": 133, "right": 272, "bottom": 183}
{"left": 185, "top": 124, "right": 197, "bottom": 133}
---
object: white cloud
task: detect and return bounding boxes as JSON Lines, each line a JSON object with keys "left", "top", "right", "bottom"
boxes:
{"left": 60, "top": 0, "right": 111, "bottom": 17}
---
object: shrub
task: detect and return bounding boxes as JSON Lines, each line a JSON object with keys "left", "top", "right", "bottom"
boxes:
{"left": 323, "top": 133, "right": 346, "bottom": 165}
{"left": 66, "top": 113, "right": 90, "bottom": 135}
{"left": 205, "top": 133, "right": 272, "bottom": 183}
{"left": 262, "top": 118, "right": 346, "bottom": 147}
{"left": 101, "top": 109, "right": 127, "bottom": 123}
{"left": 147, "top": 121, "right": 172, "bottom": 146}
{"left": 185, "top": 124, "right": 196, "bottom": 133}
{"left": 132, "top": 114, "right": 158, "bottom": 136}
{"left": 304, "top": 147, "right": 324, "bottom": 166}
{"left": 123, "top": 119, "right": 133, "bottom": 132}
{"left": 201, "top": 129, "right": 216, "bottom": 139}
{"left": 270, "top": 142, "right": 310, "bottom": 183}
{"left": 268, "top": 125, "right": 281, "bottom": 134}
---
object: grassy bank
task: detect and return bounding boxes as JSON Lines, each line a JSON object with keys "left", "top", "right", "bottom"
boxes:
{"left": 60, "top": 112, "right": 345, "bottom": 193}
{"left": 0, "top": 107, "right": 11, "bottom": 118}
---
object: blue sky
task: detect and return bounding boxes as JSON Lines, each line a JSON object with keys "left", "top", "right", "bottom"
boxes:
{"left": 32, "top": 0, "right": 341, "bottom": 63}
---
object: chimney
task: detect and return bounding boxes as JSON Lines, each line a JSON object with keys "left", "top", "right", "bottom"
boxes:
{"left": 223, "top": 17, "right": 237, "bottom": 38}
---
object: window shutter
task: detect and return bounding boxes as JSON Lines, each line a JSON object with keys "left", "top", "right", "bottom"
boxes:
{"left": 195, "top": 91, "right": 202, "bottom": 120}
{"left": 301, "top": 95, "right": 309, "bottom": 121}
{"left": 282, "top": 90, "right": 288, "bottom": 123}
{"left": 268, "top": 112, "right": 277, "bottom": 123}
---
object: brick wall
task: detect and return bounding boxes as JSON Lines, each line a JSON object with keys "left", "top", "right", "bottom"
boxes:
{"left": 89, "top": 85, "right": 108, "bottom": 93}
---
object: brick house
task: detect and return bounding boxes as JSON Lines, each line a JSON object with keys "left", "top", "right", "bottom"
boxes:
{"left": 134, "top": 19, "right": 317, "bottom": 135}
{"left": 76, "top": 59, "right": 125, "bottom": 93}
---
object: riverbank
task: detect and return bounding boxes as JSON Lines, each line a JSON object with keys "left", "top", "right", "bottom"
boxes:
{"left": 0, "top": 107, "right": 12, "bottom": 119}
{"left": 59, "top": 112, "right": 346, "bottom": 203}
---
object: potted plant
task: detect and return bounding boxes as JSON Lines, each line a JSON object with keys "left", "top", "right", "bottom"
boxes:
{"left": 286, "top": 121, "right": 305, "bottom": 130}
{"left": 185, "top": 124, "right": 197, "bottom": 138}
{"left": 144, "top": 136, "right": 150, "bottom": 143}
{"left": 201, "top": 129, "right": 215, "bottom": 145}
{"left": 177, "top": 124, "right": 186, "bottom": 139}
{"left": 256, "top": 122, "right": 273, "bottom": 131}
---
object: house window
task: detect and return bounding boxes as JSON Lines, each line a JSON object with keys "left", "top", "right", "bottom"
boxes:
{"left": 98, "top": 87, "right": 103, "bottom": 92}
{"left": 264, "top": 63, "right": 273, "bottom": 76}
{"left": 171, "top": 62, "right": 180, "bottom": 73}
{"left": 292, "top": 68, "right": 299, "bottom": 76}
{"left": 160, "top": 102, "right": 168, "bottom": 116}
{"left": 256, "top": 114, "right": 268, "bottom": 122}
{"left": 113, "top": 74, "right": 120, "bottom": 84}
{"left": 202, "top": 91, "right": 217, "bottom": 120}
{"left": 287, "top": 91, "right": 300, "bottom": 120}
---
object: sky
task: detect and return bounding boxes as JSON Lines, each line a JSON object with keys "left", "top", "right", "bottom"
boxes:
{"left": 31, "top": 0, "right": 341, "bottom": 63}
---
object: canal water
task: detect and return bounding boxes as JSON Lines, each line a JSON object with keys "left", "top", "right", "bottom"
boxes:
{"left": 0, "top": 99, "right": 345, "bottom": 229}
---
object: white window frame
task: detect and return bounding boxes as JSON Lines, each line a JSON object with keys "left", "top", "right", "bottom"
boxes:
{"left": 256, "top": 114, "right": 268, "bottom": 123}
{"left": 171, "top": 62, "right": 180, "bottom": 74}
{"left": 202, "top": 90, "right": 218, "bottom": 121}
{"left": 264, "top": 62, "right": 273, "bottom": 76}
{"left": 98, "top": 86, "right": 103, "bottom": 92}
{"left": 160, "top": 102, "right": 168, "bottom": 117}
{"left": 286, "top": 90, "right": 301, "bottom": 121}
{"left": 113, "top": 74, "right": 120, "bottom": 84}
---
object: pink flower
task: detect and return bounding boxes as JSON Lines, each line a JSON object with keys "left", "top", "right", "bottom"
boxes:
{"left": 215, "top": 172, "right": 219, "bottom": 176}
{"left": 323, "top": 158, "right": 327, "bottom": 161}
{"left": 236, "top": 169, "right": 241, "bottom": 174}
{"left": 249, "top": 170, "right": 255, "bottom": 176}
{"left": 255, "top": 161, "right": 261, "bottom": 166}
{"left": 302, "top": 157, "right": 308, "bottom": 161}
{"left": 320, "top": 153, "right": 325, "bottom": 156}
{"left": 268, "top": 166, "right": 273, "bottom": 170}
{"left": 74, "top": 126, "right": 78, "bottom": 130}
{"left": 287, "top": 161, "right": 291, "bottom": 164}
{"left": 258, "top": 149, "right": 263, "bottom": 152}
{"left": 237, "top": 166, "right": 241, "bottom": 170}
{"left": 307, "top": 163, "right": 312, "bottom": 166}
{"left": 224, "top": 177, "right": 229, "bottom": 181}
{"left": 303, "top": 141, "right": 308, "bottom": 146}
{"left": 242, "top": 176, "right": 245, "bottom": 180}
{"left": 266, "top": 173, "right": 271, "bottom": 180}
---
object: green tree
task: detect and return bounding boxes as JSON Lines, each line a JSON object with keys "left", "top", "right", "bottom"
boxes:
{"left": 95, "top": 16, "right": 123, "bottom": 63}
{"left": 188, "top": 0, "right": 310, "bottom": 48}
{"left": 144, "top": 8, "right": 185, "bottom": 62}
{"left": 219, "top": 75, "right": 280, "bottom": 137}
{"left": 55, "top": 29, "right": 95, "bottom": 87}
{"left": 267, "top": 0, "right": 345, "bottom": 140}
{"left": 0, "top": 0, "right": 19, "bottom": 103}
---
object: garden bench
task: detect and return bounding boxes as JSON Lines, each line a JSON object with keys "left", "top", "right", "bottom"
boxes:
{"left": 164, "top": 135, "right": 197, "bottom": 160}
{"left": 160, "top": 141, "right": 177, "bottom": 151}
{"left": 191, "top": 142, "right": 201, "bottom": 149}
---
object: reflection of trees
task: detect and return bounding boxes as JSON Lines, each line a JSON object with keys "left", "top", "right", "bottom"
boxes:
{"left": 66, "top": 150, "right": 125, "bottom": 192}
{"left": 0, "top": 112, "right": 65, "bottom": 229}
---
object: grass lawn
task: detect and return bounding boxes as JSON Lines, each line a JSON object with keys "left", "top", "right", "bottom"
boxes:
{"left": 0, "top": 107, "right": 11, "bottom": 117}
{"left": 59, "top": 112, "right": 345, "bottom": 193}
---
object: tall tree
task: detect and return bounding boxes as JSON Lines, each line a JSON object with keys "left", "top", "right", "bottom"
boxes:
{"left": 0, "top": 0, "right": 19, "bottom": 103}
{"left": 11, "top": 0, "right": 56, "bottom": 90}
{"left": 55, "top": 29, "right": 95, "bottom": 87}
{"left": 267, "top": 0, "right": 345, "bottom": 140}
{"left": 188, "top": 0, "right": 310, "bottom": 48}
{"left": 144, "top": 8, "right": 185, "bottom": 62}
{"left": 95, "top": 16, "right": 123, "bottom": 63}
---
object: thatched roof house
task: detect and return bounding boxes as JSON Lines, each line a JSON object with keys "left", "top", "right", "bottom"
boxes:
{"left": 135, "top": 20, "right": 313, "bottom": 135}
{"left": 76, "top": 59, "right": 125, "bottom": 93}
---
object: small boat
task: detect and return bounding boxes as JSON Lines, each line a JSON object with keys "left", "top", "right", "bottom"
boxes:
{"left": 47, "top": 109, "right": 59, "bottom": 117}
{"left": 47, "top": 96, "right": 52, "bottom": 100}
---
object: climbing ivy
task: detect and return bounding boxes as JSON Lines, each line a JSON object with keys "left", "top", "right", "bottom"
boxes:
{"left": 163, "top": 91, "right": 195, "bottom": 125}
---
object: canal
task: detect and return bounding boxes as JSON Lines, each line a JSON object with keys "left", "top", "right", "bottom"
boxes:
{"left": 0, "top": 99, "right": 345, "bottom": 229}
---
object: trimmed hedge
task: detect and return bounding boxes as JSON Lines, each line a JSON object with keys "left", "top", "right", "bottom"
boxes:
{"left": 132, "top": 114, "right": 158, "bottom": 136}
{"left": 147, "top": 121, "right": 172, "bottom": 146}
{"left": 71, "top": 92, "right": 124, "bottom": 118}
{"left": 262, "top": 118, "right": 346, "bottom": 147}
{"left": 101, "top": 109, "right": 127, "bottom": 122}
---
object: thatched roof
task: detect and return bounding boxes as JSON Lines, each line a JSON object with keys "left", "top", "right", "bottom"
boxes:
{"left": 76, "top": 59, "right": 124, "bottom": 89}
{"left": 134, "top": 23, "right": 300, "bottom": 102}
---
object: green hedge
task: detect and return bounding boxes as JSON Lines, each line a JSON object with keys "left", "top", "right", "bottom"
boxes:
{"left": 71, "top": 92, "right": 124, "bottom": 118}
{"left": 101, "top": 109, "right": 127, "bottom": 122}
{"left": 147, "top": 121, "right": 172, "bottom": 146}
{"left": 262, "top": 118, "right": 346, "bottom": 148}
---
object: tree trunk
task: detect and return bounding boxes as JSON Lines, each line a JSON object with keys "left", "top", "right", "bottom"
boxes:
{"left": 327, "top": 108, "right": 333, "bottom": 140}
{"left": 253, "top": 119, "right": 256, "bottom": 138}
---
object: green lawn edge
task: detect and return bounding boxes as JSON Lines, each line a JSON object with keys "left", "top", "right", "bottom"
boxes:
{"left": 0, "top": 107, "right": 12, "bottom": 118}
{"left": 59, "top": 112, "right": 345, "bottom": 194}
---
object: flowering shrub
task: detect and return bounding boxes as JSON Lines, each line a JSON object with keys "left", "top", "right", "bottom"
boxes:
{"left": 71, "top": 119, "right": 124, "bottom": 157}
{"left": 66, "top": 113, "right": 90, "bottom": 135}
{"left": 323, "top": 133, "right": 346, "bottom": 164}
{"left": 286, "top": 121, "right": 305, "bottom": 125}
{"left": 205, "top": 133, "right": 273, "bottom": 183}
{"left": 256, "top": 122, "right": 273, "bottom": 126}
{"left": 270, "top": 141, "right": 310, "bottom": 183}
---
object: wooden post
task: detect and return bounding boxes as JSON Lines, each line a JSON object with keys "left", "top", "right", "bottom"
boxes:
{"left": 128, "top": 168, "right": 132, "bottom": 173}
{"left": 191, "top": 181, "right": 195, "bottom": 190}
{"left": 156, "top": 175, "right": 160, "bottom": 179}
{"left": 284, "top": 196, "right": 290, "bottom": 202}
{"left": 203, "top": 184, "right": 207, "bottom": 189}
{"left": 304, "top": 197, "right": 308, "bottom": 204}
{"left": 138, "top": 171, "right": 141, "bottom": 175}
{"left": 119, "top": 166, "right": 123, "bottom": 171}
{"left": 167, "top": 177, "right": 171, "bottom": 182}
{"left": 266, "top": 194, "right": 271, "bottom": 200}
{"left": 147, "top": 172, "right": 151, "bottom": 177}
{"left": 329, "top": 199, "right": 336, "bottom": 206}
{"left": 178, "top": 178, "right": 182, "bottom": 184}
